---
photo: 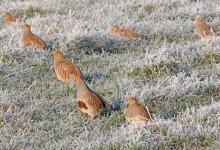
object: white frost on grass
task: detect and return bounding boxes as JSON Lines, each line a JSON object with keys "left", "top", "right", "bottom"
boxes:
{"left": 0, "top": 0, "right": 220, "bottom": 149}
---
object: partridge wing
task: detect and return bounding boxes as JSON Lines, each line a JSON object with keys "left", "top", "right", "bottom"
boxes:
{"left": 87, "top": 91, "right": 106, "bottom": 111}
{"left": 138, "top": 105, "right": 150, "bottom": 120}
{"left": 57, "top": 60, "right": 76, "bottom": 80}
{"left": 31, "top": 34, "right": 47, "bottom": 49}
{"left": 23, "top": 34, "right": 34, "bottom": 48}
{"left": 126, "top": 30, "right": 140, "bottom": 40}
{"left": 61, "top": 60, "right": 76, "bottom": 74}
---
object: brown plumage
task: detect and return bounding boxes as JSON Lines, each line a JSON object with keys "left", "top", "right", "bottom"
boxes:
{"left": 23, "top": 24, "right": 47, "bottom": 49}
{"left": 112, "top": 24, "right": 141, "bottom": 41}
{"left": 53, "top": 50, "right": 106, "bottom": 118}
{"left": 195, "top": 18, "right": 216, "bottom": 39}
{"left": 126, "top": 97, "right": 151, "bottom": 125}
{"left": 74, "top": 65, "right": 106, "bottom": 118}
{"left": 53, "top": 50, "right": 77, "bottom": 83}
{"left": 3, "top": 11, "right": 23, "bottom": 26}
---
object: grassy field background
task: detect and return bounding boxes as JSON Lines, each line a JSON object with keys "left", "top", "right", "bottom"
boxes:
{"left": 0, "top": 0, "right": 220, "bottom": 149}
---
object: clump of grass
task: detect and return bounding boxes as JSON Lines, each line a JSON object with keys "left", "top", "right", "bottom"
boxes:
{"left": 143, "top": 4, "right": 156, "bottom": 13}
{"left": 0, "top": 103, "right": 13, "bottom": 112}
{"left": 192, "top": 52, "right": 220, "bottom": 68}
{"left": 148, "top": 87, "right": 219, "bottom": 117}
{"left": 129, "top": 62, "right": 174, "bottom": 79}
{"left": 0, "top": 54, "right": 13, "bottom": 63}
{"left": 160, "top": 35, "right": 185, "bottom": 43}
{"left": 23, "top": 58, "right": 49, "bottom": 73}
{"left": 0, "top": 70, "right": 6, "bottom": 77}
{"left": 97, "top": 144, "right": 122, "bottom": 150}
{"left": 98, "top": 90, "right": 113, "bottom": 98}
{"left": 122, "top": 4, "right": 142, "bottom": 13}
{"left": 97, "top": 143, "right": 145, "bottom": 150}
{"left": 158, "top": 134, "right": 213, "bottom": 149}
{"left": 107, "top": 111, "right": 125, "bottom": 126}
{"left": 124, "top": 4, "right": 155, "bottom": 13}
{"left": 150, "top": 33, "right": 193, "bottom": 43}
{"left": 99, "top": 111, "right": 125, "bottom": 132}
{"left": 65, "top": 38, "right": 136, "bottom": 55}
{"left": 12, "top": 5, "right": 52, "bottom": 18}
{"left": 107, "top": 46, "right": 132, "bottom": 54}
{"left": 26, "top": 5, "right": 47, "bottom": 18}
{"left": 29, "top": 62, "right": 49, "bottom": 73}
{"left": 64, "top": 39, "right": 104, "bottom": 55}
{"left": 30, "top": 109, "right": 44, "bottom": 122}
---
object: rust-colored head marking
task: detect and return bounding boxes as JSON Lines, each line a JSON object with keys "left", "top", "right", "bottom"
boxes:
{"left": 128, "top": 97, "right": 138, "bottom": 106}
{"left": 196, "top": 18, "right": 205, "bottom": 25}
{"left": 23, "top": 24, "right": 31, "bottom": 32}
{"left": 53, "top": 49, "right": 65, "bottom": 60}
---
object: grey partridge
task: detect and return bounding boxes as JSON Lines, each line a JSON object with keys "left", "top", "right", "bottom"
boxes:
{"left": 23, "top": 24, "right": 47, "bottom": 49}
{"left": 112, "top": 24, "right": 141, "bottom": 41}
{"left": 195, "top": 18, "right": 216, "bottom": 39}
{"left": 53, "top": 50, "right": 107, "bottom": 118}
{"left": 125, "top": 97, "right": 151, "bottom": 125}
{"left": 3, "top": 11, "right": 23, "bottom": 26}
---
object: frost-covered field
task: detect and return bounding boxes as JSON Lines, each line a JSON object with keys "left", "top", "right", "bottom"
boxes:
{"left": 0, "top": 0, "right": 220, "bottom": 149}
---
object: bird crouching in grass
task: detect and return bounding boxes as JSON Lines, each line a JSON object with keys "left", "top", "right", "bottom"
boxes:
{"left": 73, "top": 65, "right": 110, "bottom": 118}
{"left": 53, "top": 50, "right": 77, "bottom": 83}
{"left": 23, "top": 24, "right": 47, "bottom": 49}
{"left": 195, "top": 18, "right": 216, "bottom": 39}
{"left": 3, "top": 11, "right": 23, "bottom": 26}
{"left": 112, "top": 24, "right": 141, "bottom": 41}
{"left": 125, "top": 97, "right": 152, "bottom": 126}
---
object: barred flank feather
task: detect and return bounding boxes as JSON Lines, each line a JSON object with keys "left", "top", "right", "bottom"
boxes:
{"left": 53, "top": 50, "right": 77, "bottom": 83}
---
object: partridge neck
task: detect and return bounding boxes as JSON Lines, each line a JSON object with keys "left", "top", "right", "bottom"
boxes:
{"left": 55, "top": 56, "right": 65, "bottom": 62}
{"left": 24, "top": 30, "right": 32, "bottom": 35}
{"left": 75, "top": 76, "right": 89, "bottom": 91}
